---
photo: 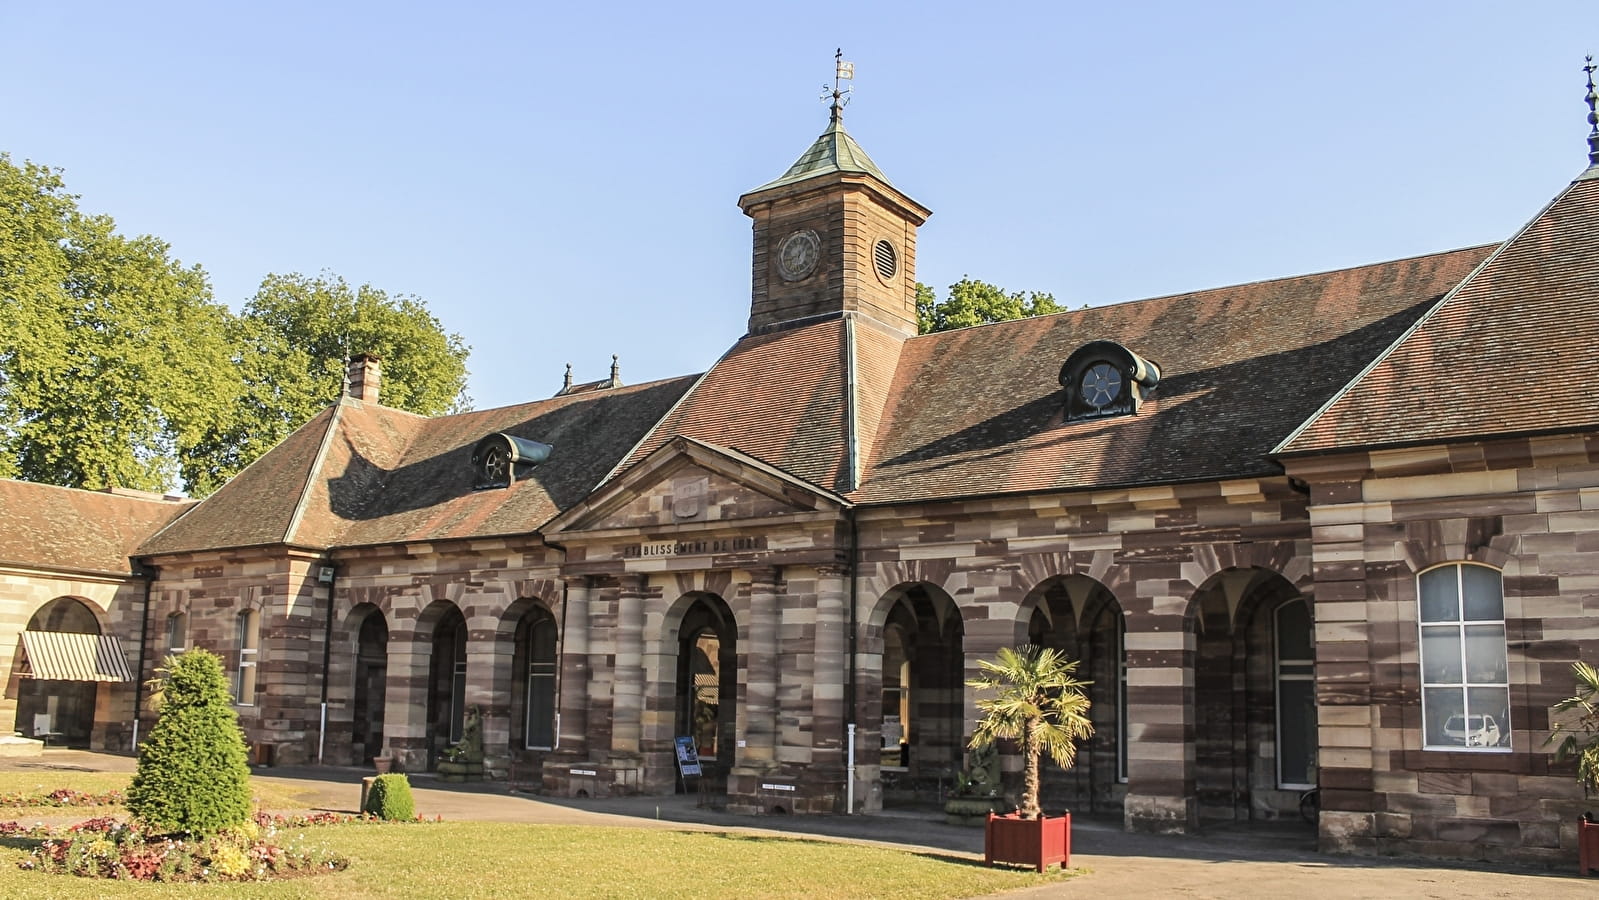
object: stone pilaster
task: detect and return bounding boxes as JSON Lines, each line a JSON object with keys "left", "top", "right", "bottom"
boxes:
{"left": 382, "top": 629, "right": 432, "bottom": 772}
{"left": 1122, "top": 588, "right": 1198, "bottom": 834}
{"left": 609, "top": 573, "right": 647, "bottom": 759}
{"left": 557, "top": 575, "right": 591, "bottom": 758}
{"left": 736, "top": 566, "right": 781, "bottom": 769}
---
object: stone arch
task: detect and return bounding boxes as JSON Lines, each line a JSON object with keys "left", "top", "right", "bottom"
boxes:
{"left": 653, "top": 590, "right": 737, "bottom": 786}
{"left": 1185, "top": 566, "right": 1312, "bottom": 824}
{"left": 1019, "top": 574, "right": 1127, "bottom": 815}
{"left": 497, "top": 596, "right": 559, "bottom": 756}
{"left": 861, "top": 581, "right": 964, "bottom": 807}
{"left": 416, "top": 599, "right": 468, "bottom": 767}
{"left": 14, "top": 596, "right": 111, "bottom": 747}
{"left": 348, "top": 603, "right": 389, "bottom": 765}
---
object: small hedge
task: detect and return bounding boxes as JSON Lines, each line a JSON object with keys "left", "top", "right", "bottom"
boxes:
{"left": 363, "top": 774, "right": 415, "bottom": 820}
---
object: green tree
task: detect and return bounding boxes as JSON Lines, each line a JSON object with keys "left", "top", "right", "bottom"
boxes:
{"left": 1548, "top": 660, "right": 1599, "bottom": 794}
{"left": 0, "top": 154, "right": 238, "bottom": 491}
{"left": 126, "top": 649, "right": 253, "bottom": 836}
{"left": 916, "top": 277, "right": 1064, "bottom": 334}
{"left": 183, "top": 272, "right": 472, "bottom": 494}
{"left": 968, "top": 645, "right": 1094, "bottom": 819}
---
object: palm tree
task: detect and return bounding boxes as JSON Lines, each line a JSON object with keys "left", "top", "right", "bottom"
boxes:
{"left": 968, "top": 644, "right": 1094, "bottom": 819}
{"left": 1549, "top": 660, "right": 1599, "bottom": 794}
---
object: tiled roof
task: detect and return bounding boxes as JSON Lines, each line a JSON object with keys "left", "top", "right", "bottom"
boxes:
{"left": 748, "top": 114, "right": 895, "bottom": 194}
{"left": 618, "top": 320, "right": 852, "bottom": 493}
{"left": 139, "top": 376, "right": 697, "bottom": 556}
{"left": 850, "top": 246, "right": 1494, "bottom": 504}
{"left": 0, "top": 481, "right": 190, "bottom": 575}
{"left": 336, "top": 376, "right": 696, "bottom": 545}
{"left": 1280, "top": 175, "right": 1599, "bottom": 455}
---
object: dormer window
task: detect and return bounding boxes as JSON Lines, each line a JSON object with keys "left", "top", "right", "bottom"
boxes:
{"left": 471, "top": 433, "right": 553, "bottom": 490}
{"left": 1060, "top": 340, "right": 1161, "bottom": 422}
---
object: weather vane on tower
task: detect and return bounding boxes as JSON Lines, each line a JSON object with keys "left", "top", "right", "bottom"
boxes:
{"left": 822, "top": 48, "right": 854, "bottom": 120}
{"left": 1584, "top": 54, "right": 1598, "bottom": 165}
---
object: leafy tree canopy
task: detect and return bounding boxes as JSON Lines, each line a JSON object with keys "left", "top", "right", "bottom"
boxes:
{"left": 1, "top": 154, "right": 473, "bottom": 497}
{"left": 916, "top": 277, "right": 1064, "bottom": 334}
{"left": 0, "top": 153, "right": 238, "bottom": 492}
{"left": 182, "top": 272, "right": 472, "bottom": 494}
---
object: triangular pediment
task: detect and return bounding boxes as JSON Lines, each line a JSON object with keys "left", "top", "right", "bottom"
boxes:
{"left": 543, "top": 437, "right": 849, "bottom": 537}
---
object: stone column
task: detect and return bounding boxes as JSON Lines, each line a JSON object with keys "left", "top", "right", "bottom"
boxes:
{"left": 382, "top": 628, "right": 433, "bottom": 773}
{"left": 556, "top": 575, "right": 591, "bottom": 758}
{"left": 1122, "top": 588, "right": 1198, "bottom": 834}
{"left": 737, "top": 566, "right": 781, "bottom": 769}
{"left": 810, "top": 565, "right": 848, "bottom": 771}
{"left": 609, "top": 573, "right": 647, "bottom": 759}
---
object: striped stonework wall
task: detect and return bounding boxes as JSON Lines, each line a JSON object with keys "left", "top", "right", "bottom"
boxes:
{"left": 1284, "top": 433, "right": 1599, "bottom": 865}
{"left": 0, "top": 567, "right": 142, "bottom": 749}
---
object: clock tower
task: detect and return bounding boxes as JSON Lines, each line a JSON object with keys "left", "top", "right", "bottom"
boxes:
{"left": 738, "top": 101, "right": 931, "bottom": 337}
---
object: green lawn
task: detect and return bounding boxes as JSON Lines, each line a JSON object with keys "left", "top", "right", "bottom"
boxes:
{"left": 0, "top": 821, "right": 1075, "bottom": 899}
{"left": 0, "top": 772, "right": 316, "bottom": 817}
{"left": 0, "top": 772, "right": 1075, "bottom": 898}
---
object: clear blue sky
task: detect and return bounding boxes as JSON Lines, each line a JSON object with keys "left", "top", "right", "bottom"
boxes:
{"left": 4, "top": 2, "right": 1594, "bottom": 411}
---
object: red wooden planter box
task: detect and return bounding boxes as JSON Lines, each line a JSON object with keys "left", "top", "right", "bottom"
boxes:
{"left": 1581, "top": 818, "right": 1599, "bottom": 876}
{"left": 983, "top": 811, "right": 1070, "bottom": 872}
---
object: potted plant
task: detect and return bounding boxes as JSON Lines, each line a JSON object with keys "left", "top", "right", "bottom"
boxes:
{"left": 1547, "top": 660, "right": 1599, "bottom": 875}
{"left": 968, "top": 644, "right": 1093, "bottom": 872}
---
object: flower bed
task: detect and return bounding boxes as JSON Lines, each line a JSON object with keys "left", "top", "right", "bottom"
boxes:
{"left": 17, "top": 817, "right": 348, "bottom": 882}
{"left": 0, "top": 788, "right": 124, "bottom": 808}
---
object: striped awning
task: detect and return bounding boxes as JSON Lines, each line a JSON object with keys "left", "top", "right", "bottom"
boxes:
{"left": 16, "top": 631, "right": 134, "bottom": 682}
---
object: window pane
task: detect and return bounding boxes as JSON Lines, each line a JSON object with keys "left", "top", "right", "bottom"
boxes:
{"left": 1461, "top": 566, "right": 1504, "bottom": 621}
{"left": 1423, "top": 687, "right": 1464, "bottom": 747}
{"left": 1278, "top": 678, "right": 1316, "bottom": 786}
{"left": 528, "top": 674, "right": 555, "bottom": 747}
{"left": 1463, "top": 625, "right": 1508, "bottom": 684}
{"left": 1467, "top": 686, "right": 1511, "bottom": 748}
{"left": 237, "top": 664, "right": 257, "bottom": 706}
{"left": 1276, "top": 600, "right": 1312, "bottom": 660}
{"left": 1419, "top": 568, "right": 1459, "bottom": 623}
{"left": 1420, "top": 626, "right": 1462, "bottom": 684}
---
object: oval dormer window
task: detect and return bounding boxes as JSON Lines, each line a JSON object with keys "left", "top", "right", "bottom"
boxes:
{"left": 1059, "top": 341, "right": 1160, "bottom": 423}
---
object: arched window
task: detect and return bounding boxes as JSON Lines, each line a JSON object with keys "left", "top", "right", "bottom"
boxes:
{"left": 1419, "top": 563, "right": 1509, "bottom": 751}
{"left": 1274, "top": 599, "right": 1316, "bottom": 787}
{"left": 523, "top": 616, "right": 557, "bottom": 749}
{"left": 165, "top": 612, "right": 187, "bottom": 654}
{"left": 235, "top": 609, "right": 260, "bottom": 706}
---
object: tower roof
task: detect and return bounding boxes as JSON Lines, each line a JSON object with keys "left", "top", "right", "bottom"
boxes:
{"left": 750, "top": 111, "right": 896, "bottom": 193}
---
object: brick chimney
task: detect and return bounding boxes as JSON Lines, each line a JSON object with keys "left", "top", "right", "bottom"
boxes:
{"left": 347, "top": 354, "right": 381, "bottom": 404}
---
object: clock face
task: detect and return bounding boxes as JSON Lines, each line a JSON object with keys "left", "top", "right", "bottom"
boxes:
{"left": 777, "top": 229, "right": 820, "bottom": 282}
{"left": 1081, "top": 363, "right": 1123, "bottom": 409}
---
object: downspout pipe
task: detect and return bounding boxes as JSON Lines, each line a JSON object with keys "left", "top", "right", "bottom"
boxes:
{"left": 845, "top": 507, "right": 859, "bottom": 813}
{"left": 131, "top": 560, "right": 158, "bottom": 750}
{"left": 317, "top": 561, "right": 337, "bottom": 764}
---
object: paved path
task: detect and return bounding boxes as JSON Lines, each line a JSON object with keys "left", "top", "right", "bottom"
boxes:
{"left": 5, "top": 750, "right": 1595, "bottom": 898}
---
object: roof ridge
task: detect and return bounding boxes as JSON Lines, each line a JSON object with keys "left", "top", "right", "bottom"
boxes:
{"left": 281, "top": 398, "right": 348, "bottom": 545}
{"left": 1273, "top": 182, "right": 1580, "bottom": 456}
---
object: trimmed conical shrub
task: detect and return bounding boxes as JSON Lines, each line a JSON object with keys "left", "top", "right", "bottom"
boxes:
{"left": 362, "top": 774, "right": 415, "bottom": 820}
{"left": 125, "top": 650, "right": 253, "bottom": 836}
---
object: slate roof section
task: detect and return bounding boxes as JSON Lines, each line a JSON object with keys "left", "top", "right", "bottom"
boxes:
{"left": 619, "top": 320, "right": 852, "bottom": 493}
{"left": 851, "top": 246, "right": 1495, "bottom": 504}
{"left": 139, "top": 376, "right": 697, "bottom": 556}
{"left": 0, "top": 481, "right": 190, "bottom": 576}
{"left": 1280, "top": 176, "right": 1599, "bottom": 455}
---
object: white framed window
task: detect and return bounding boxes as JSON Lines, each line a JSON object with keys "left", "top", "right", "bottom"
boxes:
{"left": 1274, "top": 599, "right": 1317, "bottom": 788}
{"left": 165, "top": 611, "right": 186, "bottom": 654}
{"left": 1116, "top": 617, "right": 1128, "bottom": 783}
{"left": 524, "top": 617, "right": 557, "bottom": 749}
{"left": 1419, "top": 563, "right": 1510, "bottom": 751}
{"left": 235, "top": 609, "right": 260, "bottom": 706}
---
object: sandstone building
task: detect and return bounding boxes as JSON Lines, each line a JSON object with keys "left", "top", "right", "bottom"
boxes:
{"left": 3, "top": 92, "right": 1598, "bottom": 865}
